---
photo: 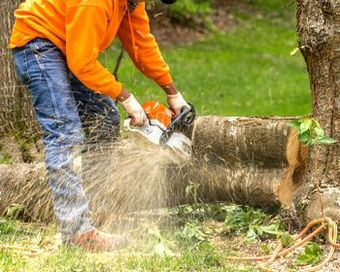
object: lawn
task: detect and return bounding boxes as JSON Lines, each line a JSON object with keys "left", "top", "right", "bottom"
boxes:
{"left": 0, "top": 205, "right": 289, "bottom": 272}
{"left": 0, "top": 1, "right": 315, "bottom": 272}
{"left": 101, "top": 0, "right": 310, "bottom": 117}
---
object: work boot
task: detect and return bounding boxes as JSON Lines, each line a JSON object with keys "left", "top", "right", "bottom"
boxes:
{"left": 68, "top": 229, "right": 128, "bottom": 252}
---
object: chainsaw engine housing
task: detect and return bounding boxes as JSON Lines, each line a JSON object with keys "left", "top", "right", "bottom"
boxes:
{"left": 124, "top": 101, "right": 195, "bottom": 157}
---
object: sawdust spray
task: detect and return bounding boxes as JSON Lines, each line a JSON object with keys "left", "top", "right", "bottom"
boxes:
{"left": 81, "top": 137, "right": 188, "bottom": 231}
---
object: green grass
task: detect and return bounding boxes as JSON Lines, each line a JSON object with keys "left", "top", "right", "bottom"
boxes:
{"left": 0, "top": 154, "right": 14, "bottom": 165}
{"left": 0, "top": 205, "right": 276, "bottom": 272}
{"left": 101, "top": 1, "right": 310, "bottom": 117}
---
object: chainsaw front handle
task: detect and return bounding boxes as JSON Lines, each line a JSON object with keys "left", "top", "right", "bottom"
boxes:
{"left": 160, "top": 103, "right": 195, "bottom": 144}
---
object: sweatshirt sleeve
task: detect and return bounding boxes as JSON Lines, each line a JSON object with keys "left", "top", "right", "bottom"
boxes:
{"left": 117, "top": 2, "right": 173, "bottom": 86}
{"left": 65, "top": 5, "right": 123, "bottom": 98}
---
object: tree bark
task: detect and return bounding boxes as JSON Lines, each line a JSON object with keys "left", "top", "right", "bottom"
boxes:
{"left": 190, "top": 117, "right": 307, "bottom": 207}
{"left": 0, "top": 116, "right": 306, "bottom": 223}
{"left": 0, "top": 1, "right": 41, "bottom": 162}
{"left": 294, "top": 0, "right": 340, "bottom": 222}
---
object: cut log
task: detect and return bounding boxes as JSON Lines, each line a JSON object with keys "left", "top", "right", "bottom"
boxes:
{"left": 174, "top": 116, "right": 308, "bottom": 208}
{"left": 0, "top": 116, "right": 307, "bottom": 223}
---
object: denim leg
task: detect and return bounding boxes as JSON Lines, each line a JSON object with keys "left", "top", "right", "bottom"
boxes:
{"left": 12, "top": 39, "right": 93, "bottom": 241}
{"left": 70, "top": 73, "right": 120, "bottom": 146}
{"left": 69, "top": 74, "right": 120, "bottom": 216}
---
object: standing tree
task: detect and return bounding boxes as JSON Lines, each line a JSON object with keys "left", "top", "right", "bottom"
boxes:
{"left": 294, "top": 0, "right": 340, "bottom": 222}
{"left": 0, "top": 0, "right": 40, "bottom": 162}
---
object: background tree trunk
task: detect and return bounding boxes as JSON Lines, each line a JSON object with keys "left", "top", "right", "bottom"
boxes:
{"left": 294, "top": 0, "right": 340, "bottom": 222}
{"left": 0, "top": 1, "right": 41, "bottom": 163}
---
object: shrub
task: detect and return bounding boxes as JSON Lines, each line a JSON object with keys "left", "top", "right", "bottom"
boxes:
{"left": 167, "top": 0, "right": 214, "bottom": 27}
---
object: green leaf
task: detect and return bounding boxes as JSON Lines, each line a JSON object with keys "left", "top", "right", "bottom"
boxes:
{"left": 180, "top": 221, "right": 207, "bottom": 243}
{"left": 299, "top": 119, "right": 313, "bottom": 133}
{"left": 148, "top": 226, "right": 175, "bottom": 258}
{"left": 313, "top": 127, "right": 325, "bottom": 138}
{"left": 292, "top": 117, "right": 336, "bottom": 147}
{"left": 289, "top": 120, "right": 301, "bottom": 130}
{"left": 259, "top": 224, "right": 280, "bottom": 235}
{"left": 313, "top": 136, "right": 336, "bottom": 145}
{"left": 245, "top": 227, "right": 257, "bottom": 241}
{"left": 280, "top": 232, "right": 294, "bottom": 248}
{"left": 298, "top": 132, "right": 311, "bottom": 145}
{"left": 295, "top": 242, "right": 322, "bottom": 266}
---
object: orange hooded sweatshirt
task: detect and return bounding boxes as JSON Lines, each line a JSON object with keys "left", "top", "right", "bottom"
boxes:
{"left": 9, "top": 0, "right": 173, "bottom": 99}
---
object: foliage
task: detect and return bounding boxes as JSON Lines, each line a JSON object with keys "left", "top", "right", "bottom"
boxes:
{"left": 290, "top": 118, "right": 336, "bottom": 146}
{"left": 147, "top": 226, "right": 175, "bottom": 257}
{"left": 294, "top": 242, "right": 322, "bottom": 266}
{"left": 280, "top": 232, "right": 294, "bottom": 248}
{"left": 224, "top": 206, "right": 282, "bottom": 242}
{"left": 178, "top": 221, "right": 207, "bottom": 246}
{"left": 167, "top": 0, "right": 214, "bottom": 27}
{"left": 177, "top": 182, "right": 237, "bottom": 222}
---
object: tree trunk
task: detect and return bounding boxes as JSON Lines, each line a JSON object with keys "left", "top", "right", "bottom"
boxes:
{"left": 0, "top": 1, "right": 41, "bottom": 162}
{"left": 294, "top": 0, "right": 340, "bottom": 222}
{"left": 0, "top": 116, "right": 306, "bottom": 223}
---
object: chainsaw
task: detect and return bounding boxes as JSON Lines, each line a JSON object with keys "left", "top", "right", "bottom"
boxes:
{"left": 123, "top": 101, "right": 196, "bottom": 157}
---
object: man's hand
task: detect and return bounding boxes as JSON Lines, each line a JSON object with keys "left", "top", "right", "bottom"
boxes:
{"left": 162, "top": 83, "right": 189, "bottom": 116}
{"left": 119, "top": 92, "right": 147, "bottom": 126}
{"left": 167, "top": 92, "right": 189, "bottom": 116}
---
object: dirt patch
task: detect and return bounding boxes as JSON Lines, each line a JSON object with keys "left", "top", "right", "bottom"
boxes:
{"left": 149, "top": 10, "right": 209, "bottom": 47}
{"left": 149, "top": 0, "right": 293, "bottom": 46}
{"left": 149, "top": 0, "right": 242, "bottom": 46}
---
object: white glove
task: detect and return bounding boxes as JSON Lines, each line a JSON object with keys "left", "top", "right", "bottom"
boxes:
{"left": 120, "top": 94, "right": 147, "bottom": 126}
{"left": 167, "top": 92, "right": 189, "bottom": 116}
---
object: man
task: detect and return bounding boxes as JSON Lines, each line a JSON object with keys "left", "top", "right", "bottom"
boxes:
{"left": 9, "top": 0, "right": 188, "bottom": 251}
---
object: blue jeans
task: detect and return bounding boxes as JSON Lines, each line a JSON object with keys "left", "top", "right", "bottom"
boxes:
{"left": 12, "top": 38, "right": 120, "bottom": 241}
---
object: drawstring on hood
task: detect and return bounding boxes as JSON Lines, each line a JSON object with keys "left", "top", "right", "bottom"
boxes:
{"left": 126, "top": 7, "right": 139, "bottom": 62}
{"left": 125, "top": 0, "right": 178, "bottom": 64}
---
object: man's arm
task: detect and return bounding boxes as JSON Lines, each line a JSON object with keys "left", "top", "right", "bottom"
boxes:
{"left": 65, "top": 5, "right": 123, "bottom": 99}
{"left": 117, "top": 2, "right": 188, "bottom": 114}
{"left": 65, "top": 4, "right": 147, "bottom": 125}
{"left": 117, "top": 2, "right": 173, "bottom": 90}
